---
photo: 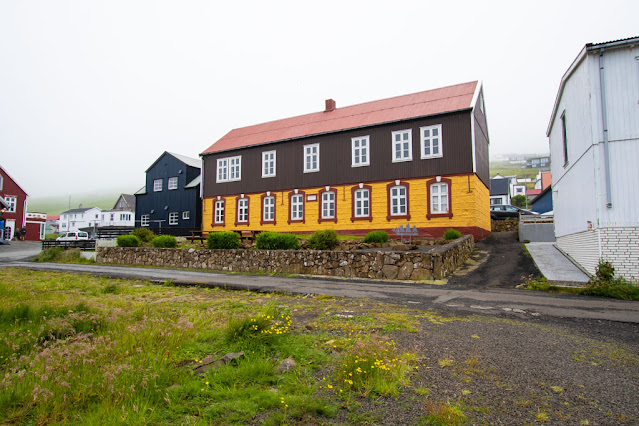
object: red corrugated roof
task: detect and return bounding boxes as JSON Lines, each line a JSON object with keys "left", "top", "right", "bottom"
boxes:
{"left": 202, "top": 81, "right": 478, "bottom": 155}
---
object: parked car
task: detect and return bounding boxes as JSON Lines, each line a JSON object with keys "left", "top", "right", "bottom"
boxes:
{"left": 490, "top": 205, "right": 538, "bottom": 220}
{"left": 56, "top": 231, "right": 90, "bottom": 241}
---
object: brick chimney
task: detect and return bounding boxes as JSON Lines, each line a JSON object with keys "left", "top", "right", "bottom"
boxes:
{"left": 324, "top": 99, "right": 336, "bottom": 112}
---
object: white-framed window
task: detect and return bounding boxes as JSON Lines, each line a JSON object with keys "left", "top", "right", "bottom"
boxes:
{"left": 230, "top": 156, "right": 241, "bottom": 181}
{"left": 351, "top": 136, "right": 370, "bottom": 167}
{"left": 182, "top": 211, "right": 190, "bottom": 220}
{"left": 0, "top": 175, "right": 3, "bottom": 191}
{"left": 237, "top": 198, "right": 248, "bottom": 223}
{"left": 110, "top": 213, "right": 114, "bottom": 221}
{"left": 420, "top": 124, "right": 442, "bottom": 159}
{"left": 304, "top": 143, "right": 319, "bottom": 173}
{"left": 263, "top": 196, "right": 275, "bottom": 221}
{"left": 354, "top": 188, "right": 370, "bottom": 217}
{"left": 390, "top": 185, "right": 407, "bottom": 216}
{"left": 153, "top": 179, "right": 163, "bottom": 192}
{"left": 291, "top": 194, "right": 304, "bottom": 221}
{"left": 214, "top": 200, "right": 225, "bottom": 224}
{"left": 430, "top": 182, "right": 449, "bottom": 214}
{"left": 4, "top": 196, "right": 16, "bottom": 213}
{"left": 321, "top": 191, "right": 335, "bottom": 219}
{"left": 168, "top": 177, "right": 178, "bottom": 190}
{"left": 141, "top": 215, "right": 149, "bottom": 226}
{"left": 169, "top": 212, "right": 178, "bottom": 225}
{"left": 392, "top": 130, "right": 412, "bottom": 162}
{"left": 262, "top": 151, "right": 276, "bottom": 178}
{"left": 217, "top": 156, "right": 242, "bottom": 182}
{"left": 217, "top": 158, "right": 228, "bottom": 182}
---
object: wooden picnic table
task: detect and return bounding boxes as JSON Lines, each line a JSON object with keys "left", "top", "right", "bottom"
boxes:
{"left": 186, "top": 230, "right": 208, "bottom": 245}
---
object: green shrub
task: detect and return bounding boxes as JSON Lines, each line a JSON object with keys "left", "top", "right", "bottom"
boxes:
{"left": 255, "top": 232, "right": 300, "bottom": 250}
{"left": 151, "top": 235, "right": 177, "bottom": 248}
{"left": 594, "top": 260, "right": 615, "bottom": 281}
{"left": 207, "top": 231, "right": 241, "bottom": 249}
{"left": 307, "top": 229, "right": 338, "bottom": 250}
{"left": 34, "top": 247, "right": 65, "bottom": 262}
{"left": 116, "top": 234, "right": 140, "bottom": 247}
{"left": 362, "top": 231, "right": 389, "bottom": 244}
{"left": 582, "top": 259, "right": 639, "bottom": 300}
{"left": 44, "top": 233, "right": 61, "bottom": 241}
{"left": 443, "top": 229, "right": 462, "bottom": 240}
{"left": 33, "top": 248, "right": 94, "bottom": 264}
{"left": 131, "top": 227, "right": 155, "bottom": 243}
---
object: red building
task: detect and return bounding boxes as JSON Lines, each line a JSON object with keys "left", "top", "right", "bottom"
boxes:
{"left": 0, "top": 165, "right": 29, "bottom": 240}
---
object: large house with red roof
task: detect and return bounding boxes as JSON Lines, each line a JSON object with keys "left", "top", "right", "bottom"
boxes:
{"left": 0, "top": 165, "right": 28, "bottom": 240}
{"left": 200, "top": 82, "right": 491, "bottom": 240}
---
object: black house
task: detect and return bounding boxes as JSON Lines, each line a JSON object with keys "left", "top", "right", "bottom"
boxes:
{"left": 135, "top": 152, "right": 202, "bottom": 236}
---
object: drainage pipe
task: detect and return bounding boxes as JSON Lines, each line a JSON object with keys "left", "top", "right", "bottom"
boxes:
{"left": 598, "top": 48, "right": 613, "bottom": 208}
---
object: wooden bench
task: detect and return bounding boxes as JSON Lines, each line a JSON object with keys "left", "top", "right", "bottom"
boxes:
{"left": 233, "top": 230, "right": 262, "bottom": 241}
{"left": 186, "top": 231, "right": 209, "bottom": 246}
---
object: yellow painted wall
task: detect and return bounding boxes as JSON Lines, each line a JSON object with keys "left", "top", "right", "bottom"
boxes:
{"left": 203, "top": 174, "right": 490, "bottom": 235}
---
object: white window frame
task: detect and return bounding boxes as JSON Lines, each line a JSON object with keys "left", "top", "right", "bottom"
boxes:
{"left": 291, "top": 194, "right": 304, "bottom": 221}
{"left": 303, "top": 143, "right": 320, "bottom": 173}
{"left": 262, "top": 151, "right": 276, "bottom": 178}
{"left": 390, "top": 185, "right": 407, "bottom": 216}
{"left": 4, "top": 196, "right": 17, "bottom": 213}
{"left": 263, "top": 196, "right": 275, "bottom": 222}
{"left": 354, "top": 188, "right": 370, "bottom": 218}
{"left": 216, "top": 158, "right": 228, "bottom": 182}
{"left": 153, "top": 179, "right": 162, "bottom": 192}
{"left": 214, "top": 200, "right": 225, "bottom": 224}
{"left": 169, "top": 212, "right": 178, "bottom": 225}
{"left": 420, "top": 124, "right": 443, "bottom": 159}
{"left": 168, "top": 176, "right": 178, "bottom": 190}
{"left": 321, "top": 191, "right": 336, "bottom": 219}
{"left": 237, "top": 198, "right": 249, "bottom": 223}
{"left": 141, "top": 215, "right": 150, "bottom": 226}
{"left": 229, "top": 156, "right": 241, "bottom": 181}
{"left": 430, "top": 182, "right": 449, "bottom": 214}
{"left": 351, "top": 136, "right": 370, "bottom": 167}
{"left": 182, "top": 211, "right": 190, "bottom": 220}
{"left": 391, "top": 130, "right": 412, "bottom": 162}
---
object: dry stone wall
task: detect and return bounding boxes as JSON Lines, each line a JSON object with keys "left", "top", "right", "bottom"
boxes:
{"left": 97, "top": 235, "right": 474, "bottom": 281}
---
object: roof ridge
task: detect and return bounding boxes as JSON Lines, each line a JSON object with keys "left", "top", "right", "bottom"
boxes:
{"left": 222, "top": 88, "right": 476, "bottom": 143}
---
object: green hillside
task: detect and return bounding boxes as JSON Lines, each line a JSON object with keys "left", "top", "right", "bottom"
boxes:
{"left": 29, "top": 193, "right": 125, "bottom": 216}
{"left": 490, "top": 161, "right": 543, "bottom": 185}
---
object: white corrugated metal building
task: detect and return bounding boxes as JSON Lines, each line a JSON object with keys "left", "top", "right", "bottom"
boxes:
{"left": 547, "top": 36, "right": 639, "bottom": 280}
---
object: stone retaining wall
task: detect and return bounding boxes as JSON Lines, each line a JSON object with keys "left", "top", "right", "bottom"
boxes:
{"left": 97, "top": 235, "right": 474, "bottom": 281}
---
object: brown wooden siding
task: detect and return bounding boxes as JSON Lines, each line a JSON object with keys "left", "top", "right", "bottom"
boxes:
{"left": 473, "top": 88, "right": 490, "bottom": 187}
{"left": 203, "top": 110, "right": 475, "bottom": 197}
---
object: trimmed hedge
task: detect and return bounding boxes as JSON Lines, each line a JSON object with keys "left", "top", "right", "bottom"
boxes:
{"left": 116, "top": 235, "right": 140, "bottom": 247}
{"left": 152, "top": 235, "right": 177, "bottom": 248}
{"left": 307, "top": 229, "right": 338, "bottom": 250}
{"left": 362, "top": 230, "right": 389, "bottom": 244}
{"left": 207, "top": 232, "right": 241, "bottom": 249}
{"left": 443, "top": 229, "right": 462, "bottom": 240}
{"left": 255, "top": 232, "right": 300, "bottom": 250}
{"left": 132, "top": 227, "right": 155, "bottom": 243}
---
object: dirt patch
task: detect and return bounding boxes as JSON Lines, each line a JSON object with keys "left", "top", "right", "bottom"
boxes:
{"left": 447, "top": 231, "right": 539, "bottom": 289}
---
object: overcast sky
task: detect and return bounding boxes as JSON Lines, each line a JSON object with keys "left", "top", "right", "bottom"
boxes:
{"left": 1, "top": 1, "right": 637, "bottom": 198}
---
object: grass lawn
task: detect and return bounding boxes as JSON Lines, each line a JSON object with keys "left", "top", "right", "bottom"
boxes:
{"left": 0, "top": 269, "right": 417, "bottom": 424}
{"left": 1, "top": 269, "right": 637, "bottom": 425}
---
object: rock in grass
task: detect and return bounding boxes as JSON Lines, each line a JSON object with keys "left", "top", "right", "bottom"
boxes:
{"left": 276, "top": 357, "right": 296, "bottom": 374}
{"left": 193, "top": 352, "right": 245, "bottom": 375}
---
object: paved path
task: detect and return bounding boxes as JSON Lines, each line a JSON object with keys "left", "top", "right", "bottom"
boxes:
{"left": 526, "top": 242, "right": 589, "bottom": 285}
{"left": 3, "top": 261, "right": 638, "bottom": 324}
{"left": 0, "top": 240, "right": 42, "bottom": 261}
